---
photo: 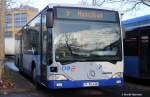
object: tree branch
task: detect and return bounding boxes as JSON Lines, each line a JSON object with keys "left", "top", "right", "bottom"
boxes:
{"left": 79, "top": 0, "right": 150, "bottom": 12}
{"left": 141, "top": 0, "right": 150, "bottom": 7}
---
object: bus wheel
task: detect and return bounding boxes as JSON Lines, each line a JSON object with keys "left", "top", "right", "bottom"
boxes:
{"left": 32, "top": 68, "right": 40, "bottom": 89}
{"left": 16, "top": 58, "right": 19, "bottom": 68}
{"left": 17, "top": 59, "right": 22, "bottom": 74}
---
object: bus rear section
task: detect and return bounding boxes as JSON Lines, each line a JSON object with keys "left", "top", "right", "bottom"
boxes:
{"left": 16, "top": 5, "right": 124, "bottom": 89}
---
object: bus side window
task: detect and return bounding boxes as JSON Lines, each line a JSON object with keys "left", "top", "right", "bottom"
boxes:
{"left": 124, "top": 31, "right": 138, "bottom": 56}
{"left": 47, "top": 28, "right": 52, "bottom": 65}
{"left": 23, "top": 15, "right": 41, "bottom": 55}
{"left": 42, "top": 12, "right": 52, "bottom": 65}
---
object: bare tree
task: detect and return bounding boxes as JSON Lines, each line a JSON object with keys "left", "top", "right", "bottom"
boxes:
{"left": 80, "top": 0, "right": 150, "bottom": 12}
{"left": 141, "top": 0, "right": 150, "bottom": 7}
{"left": 6, "top": 0, "right": 15, "bottom": 9}
{"left": 79, "top": 0, "right": 89, "bottom": 5}
{"left": 6, "top": 0, "right": 33, "bottom": 10}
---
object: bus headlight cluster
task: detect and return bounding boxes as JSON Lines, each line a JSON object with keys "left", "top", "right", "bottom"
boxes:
{"left": 48, "top": 74, "right": 67, "bottom": 80}
{"left": 111, "top": 72, "right": 123, "bottom": 78}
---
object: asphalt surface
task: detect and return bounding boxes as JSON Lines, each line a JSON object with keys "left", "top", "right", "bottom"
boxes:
{"left": 0, "top": 57, "right": 150, "bottom": 97}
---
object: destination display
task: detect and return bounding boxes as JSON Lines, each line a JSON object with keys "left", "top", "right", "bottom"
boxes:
{"left": 55, "top": 7, "right": 118, "bottom": 22}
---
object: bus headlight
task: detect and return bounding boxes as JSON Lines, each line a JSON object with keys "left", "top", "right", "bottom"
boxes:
{"left": 111, "top": 72, "right": 123, "bottom": 78}
{"left": 48, "top": 74, "right": 67, "bottom": 80}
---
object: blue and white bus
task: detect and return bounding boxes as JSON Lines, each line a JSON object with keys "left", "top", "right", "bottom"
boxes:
{"left": 15, "top": 4, "right": 124, "bottom": 89}
{"left": 123, "top": 15, "right": 150, "bottom": 79}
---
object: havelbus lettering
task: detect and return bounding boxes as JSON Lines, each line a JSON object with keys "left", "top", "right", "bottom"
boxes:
{"left": 77, "top": 9, "right": 103, "bottom": 19}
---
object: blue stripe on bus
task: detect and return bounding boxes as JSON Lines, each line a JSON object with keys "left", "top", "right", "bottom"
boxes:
{"left": 122, "top": 15, "right": 150, "bottom": 25}
{"left": 124, "top": 56, "right": 139, "bottom": 77}
{"left": 47, "top": 78, "right": 123, "bottom": 89}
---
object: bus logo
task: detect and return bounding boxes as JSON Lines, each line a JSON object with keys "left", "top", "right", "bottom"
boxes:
{"left": 62, "top": 65, "right": 76, "bottom": 72}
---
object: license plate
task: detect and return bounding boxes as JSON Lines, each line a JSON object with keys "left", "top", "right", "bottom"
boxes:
{"left": 83, "top": 82, "right": 99, "bottom": 87}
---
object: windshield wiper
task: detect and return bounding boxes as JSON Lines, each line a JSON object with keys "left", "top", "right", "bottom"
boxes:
{"left": 103, "top": 39, "right": 121, "bottom": 50}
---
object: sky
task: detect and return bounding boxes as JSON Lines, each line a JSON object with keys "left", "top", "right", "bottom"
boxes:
{"left": 18, "top": 0, "right": 150, "bottom": 20}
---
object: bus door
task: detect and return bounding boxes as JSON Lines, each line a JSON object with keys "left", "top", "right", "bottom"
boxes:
{"left": 139, "top": 31, "right": 150, "bottom": 77}
{"left": 41, "top": 14, "right": 47, "bottom": 82}
{"left": 41, "top": 31, "right": 47, "bottom": 82}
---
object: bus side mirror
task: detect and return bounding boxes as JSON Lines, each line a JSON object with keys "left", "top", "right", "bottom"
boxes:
{"left": 46, "top": 10, "right": 53, "bottom": 28}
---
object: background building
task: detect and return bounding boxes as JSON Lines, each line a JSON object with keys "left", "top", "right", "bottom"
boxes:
{"left": 4, "top": 5, "right": 38, "bottom": 55}
{"left": 5, "top": 5, "right": 38, "bottom": 38}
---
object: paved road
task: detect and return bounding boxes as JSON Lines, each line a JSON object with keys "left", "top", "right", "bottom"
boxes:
{"left": 0, "top": 88, "right": 107, "bottom": 97}
{"left": 1, "top": 83, "right": 150, "bottom": 97}
{"left": 0, "top": 57, "right": 150, "bottom": 97}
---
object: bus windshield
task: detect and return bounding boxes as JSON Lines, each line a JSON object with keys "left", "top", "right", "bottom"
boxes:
{"left": 53, "top": 20, "right": 122, "bottom": 62}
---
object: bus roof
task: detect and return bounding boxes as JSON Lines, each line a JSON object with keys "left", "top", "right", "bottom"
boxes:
{"left": 122, "top": 14, "right": 150, "bottom": 25}
{"left": 48, "top": 3, "right": 117, "bottom": 12}
{"left": 124, "top": 24, "right": 150, "bottom": 32}
{"left": 122, "top": 14, "right": 150, "bottom": 31}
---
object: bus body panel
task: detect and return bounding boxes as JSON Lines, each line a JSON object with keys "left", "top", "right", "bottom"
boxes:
{"left": 46, "top": 61, "right": 123, "bottom": 89}
{"left": 22, "top": 54, "right": 41, "bottom": 76}
{"left": 124, "top": 56, "right": 139, "bottom": 77}
{"left": 47, "top": 61, "right": 123, "bottom": 80}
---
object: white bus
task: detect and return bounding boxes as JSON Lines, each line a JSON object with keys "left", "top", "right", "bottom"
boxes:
{"left": 15, "top": 4, "right": 124, "bottom": 89}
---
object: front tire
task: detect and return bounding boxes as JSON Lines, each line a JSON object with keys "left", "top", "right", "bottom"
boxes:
{"left": 16, "top": 58, "right": 19, "bottom": 68}
{"left": 32, "top": 68, "right": 39, "bottom": 89}
{"left": 32, "top": 68, "right": 36, "bottom": 81}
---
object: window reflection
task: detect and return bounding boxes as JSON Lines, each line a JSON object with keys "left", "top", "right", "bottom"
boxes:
{"left": 54, "top": 20, "right": 122, "bottom": 62}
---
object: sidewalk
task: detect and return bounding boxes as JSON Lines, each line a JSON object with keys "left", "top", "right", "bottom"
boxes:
{"left": 0, "top": 61, "right": 35, "bottom": 95}
{"left": 0, "top": 60, "right": 4, "bottom": 80}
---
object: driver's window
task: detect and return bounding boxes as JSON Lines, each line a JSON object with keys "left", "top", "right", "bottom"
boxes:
{"left": 42, "top": 11, "right": 53, "bottom": 65}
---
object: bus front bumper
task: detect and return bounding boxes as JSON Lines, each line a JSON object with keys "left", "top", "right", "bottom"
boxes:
{"left": 47, "top": 78, "right": 124, "bottom": 89}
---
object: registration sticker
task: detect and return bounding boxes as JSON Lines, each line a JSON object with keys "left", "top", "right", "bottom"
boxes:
{"left": 83, "top": 82, "right": 99, "bottom": 87}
